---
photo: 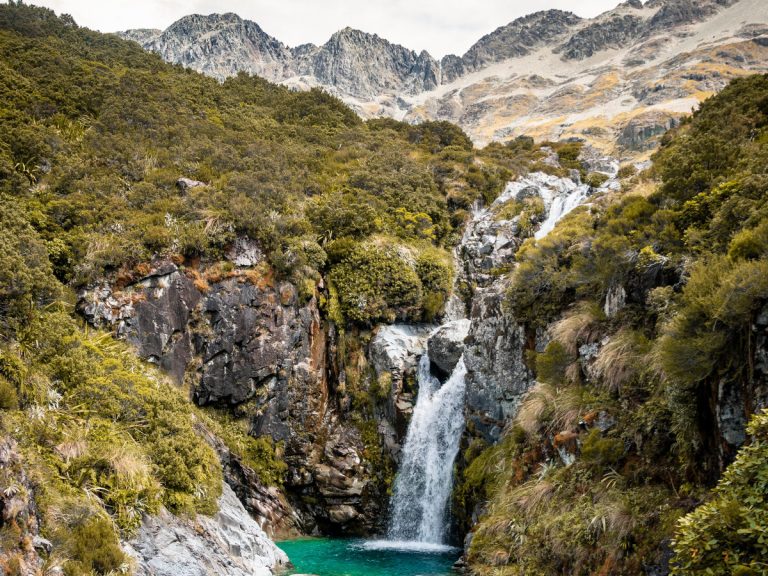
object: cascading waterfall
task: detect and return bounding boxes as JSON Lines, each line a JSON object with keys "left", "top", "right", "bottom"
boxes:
{"left": 375, "top": 166, "right": 609, "bottom": 550}
{"left": 387, "top": 354, "right": 468, "bottom": 544}
{"left": 534, "top": 182, "right": 590, "bottom": 240}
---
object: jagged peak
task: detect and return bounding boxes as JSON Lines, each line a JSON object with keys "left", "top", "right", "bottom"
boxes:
{"left": 321, "top": 26, "right": 436, "bottom": 61}
{"left": 160, "top": 12, "right": 276, "bottom": 42}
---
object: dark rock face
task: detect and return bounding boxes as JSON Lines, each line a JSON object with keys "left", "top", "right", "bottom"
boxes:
{"left": 193, "top": 280, "right": 316, "bottom": 408}
{"left": 714, "top": 305, "right": 768, "bottom": 468}
{"left": 560, "top": 15, "right": 644, "bottom": 60}
{"left": 439, "top": 54, "right": 466, "bottom": 84}
{"left": 646, "top": 0, "right": 719, "bottom": 32}
{"left": 198, "top": 423, "right": 298, "bottom": 537}
{"left": 79, "top": 264, "right": 200, "bottom": 383}
{"left": 464, "top": 284, "right": 534, "bottom": 442}
{"left": 619, "top": 115, "right": 679, "bottom": 151}
{"left": 453, "top": 10, "right": 581, "bottom": 74}
{"left": 139, "top": 13, "right": 294, "bottom": 81}
{"left": 428, "top": 319, "right": 470, "bottom": 379}
{"left": 304, "top": 28, "right": 440, "bottom": 99}
{"left": 122, "top": 14, "right": 440, "bottom": 101}
{"left": 79, "top": 256, "right": 382, "bottom": 536}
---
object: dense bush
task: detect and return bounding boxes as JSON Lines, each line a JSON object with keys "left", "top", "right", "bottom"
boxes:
{"left": 672, "top": 410, "right": 768, "bottom": 575}
{"left": 330, "top": 242, "right": 424, "bottom": 324}
{"left": 469, "top": 75, "right": 768, "bottom": 574}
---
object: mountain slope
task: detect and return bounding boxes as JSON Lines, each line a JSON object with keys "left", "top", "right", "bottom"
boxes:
{"left": 120, "top": 0, "right": 768, "bottom": 150}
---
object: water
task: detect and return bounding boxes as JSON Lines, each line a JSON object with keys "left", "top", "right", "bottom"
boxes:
{"left": 277, "top": 538, "right": 459, "bottom": 576}
{"left": 534, "top": 181, "right": 590, "bottom": 240}
{"left": 388, "top": 355, "right": 468, "bottom": 543}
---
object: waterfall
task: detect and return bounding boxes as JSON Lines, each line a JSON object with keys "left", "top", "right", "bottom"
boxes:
{"left": 534, "top": 182, "right": 590, "bottom": 240}
{"left": 387, "top": 354, "right": 467, "bottom": 544}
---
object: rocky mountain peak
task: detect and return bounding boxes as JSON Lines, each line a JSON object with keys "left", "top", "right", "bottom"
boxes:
{"left": 297, "top": 26, "right": 440, "bottom": 99}
{"left": 135, "top": 12, "right": 293, "bottom": 81}
{"left": 119, "top": 0, "right": 767, "bottom": 150}
{"left": 440, "top": 9, "right": 582, "bottom": 82}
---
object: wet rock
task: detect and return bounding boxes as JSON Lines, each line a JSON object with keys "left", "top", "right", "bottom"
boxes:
{"left": 427, "top": 319, "right": 470, "bottom": 378}
{"left": 369, "top": 324, "right": 433, "bottom": 443}
{"left": 313, "top": 464, "right": 365, "bottom": 498}
{"left": 464, "top": 284, "right": 534, "bottom": 442}
{"left": 327, "top": 504, "right": 359, "bottom": 524}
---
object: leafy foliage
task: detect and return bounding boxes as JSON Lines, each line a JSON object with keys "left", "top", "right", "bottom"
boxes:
{"left": 468, "top": 74, "right": 768, "bottom": 574}
{"left": 672, "top": 410, "right": 768, "bottom": 575}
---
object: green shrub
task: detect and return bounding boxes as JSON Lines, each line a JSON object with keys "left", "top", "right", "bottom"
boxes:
{"left": 584, "top": 172, "right": 610, "bottom": 188}
{"left": 672, "top": 410, "right": 768, "bottom": 575}
{"left": 0, "top": 376, "right": 18, "bottom": 410}
{"left": 62, "top": 515, "right": 126, "bottom": 576}
{"left": 199, "top": 407, "right": 288, "bottom": 486}
{"left": 555, "top": 141, "right": 584, "bottom": 172}
{"left": 580, "top": 428, "right": 624, "bottom": 470}
{"left": 535, "top": 341, "right": 572, "bottom": 386}
{"left": 414, "top": 248, "right": 453, "bottom": 321}
{"left": 330, "top": 242, "right": 423, "bottom": 324}
{"left": 617, "top": 164, "right": 637, "bottom": 179}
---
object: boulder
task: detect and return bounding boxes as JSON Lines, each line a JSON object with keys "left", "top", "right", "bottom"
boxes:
{"left": 124, "top": 484, "right": 289, "bottom": 576}
{"left": 427, "top": 319, "right": 471, "bottom": 378}
{"left": 327, "top": 505, "right": 359, "bottom": 524}
{"left": 176, "top": 177, "right": 206, "bottom": 191}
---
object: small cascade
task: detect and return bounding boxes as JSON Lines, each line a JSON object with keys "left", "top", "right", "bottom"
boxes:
{"left": 378, "top": 152, "right": 620, "bottom": 550}
{"left": 387, "top": 354, "right": 468, "bottom": 544}
{"left": 534, "top": 182, "right": 590, "bottom": 239}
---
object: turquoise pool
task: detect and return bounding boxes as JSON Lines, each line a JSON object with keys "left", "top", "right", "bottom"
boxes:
{"left": 276, "top": 538, "right": 460, "bottom": 576}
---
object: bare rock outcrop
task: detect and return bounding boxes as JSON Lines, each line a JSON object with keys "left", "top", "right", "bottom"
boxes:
{"left": 124, "top": 484, "right": 289, "bottom": 576}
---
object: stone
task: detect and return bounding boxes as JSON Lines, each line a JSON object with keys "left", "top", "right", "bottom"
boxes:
{"left": 226, "top": 237, "right": 264, "bottom": 267}
{"left": 176, "top": 177, "right": 207, "bottom": 191}
{"left": 427, "top": 319, "right": 471, "bottom": 379}
{"left": 32, "top": 536, "right": 53, "bottom": 553}
{"left": 327, "top": 504, "right": 359, "bottom": 524}
{"left": 604, "top": 285, "right": 627, "bottom": 317}
{"left": 124, "top": 484, "right": 289, "bottom": 576}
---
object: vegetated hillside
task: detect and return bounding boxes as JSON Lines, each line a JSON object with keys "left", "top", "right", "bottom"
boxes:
{"left": 0, "top": 3, "right": 541, "bottom": 573}
{"left": 462, "top": 74, "right": 768, "bottom": 575}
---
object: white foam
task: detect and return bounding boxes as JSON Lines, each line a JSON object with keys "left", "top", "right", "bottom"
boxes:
{"left": 387, "top": 355, "right": 467, "bottom": 544}
{"left": 358, "top": 540, "right": 458, "bottom": 554}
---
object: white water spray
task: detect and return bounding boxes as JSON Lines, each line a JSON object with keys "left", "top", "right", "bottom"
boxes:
{"left": 534, "top": 182, "right": 590, "bottom": 240}
{"left": 387, "top": 354, "right": 468, "bottom": 544}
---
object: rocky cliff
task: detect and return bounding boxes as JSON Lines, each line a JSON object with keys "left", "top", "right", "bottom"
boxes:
{"left": 120, "top": 0, "right": 768, "bottom": 150}
{"left": 125, "top": 484, "right": 289, "bottom": 576}
{"left": 120, "top": 14, "right": 440, "bottom": 101}
{"left": 78, "top": 245, "right": 389, "bottom": 538}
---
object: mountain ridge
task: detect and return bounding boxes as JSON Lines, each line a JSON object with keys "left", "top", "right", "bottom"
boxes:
{"left": 119, "top": 0, "right": 768, "bottom": 149}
